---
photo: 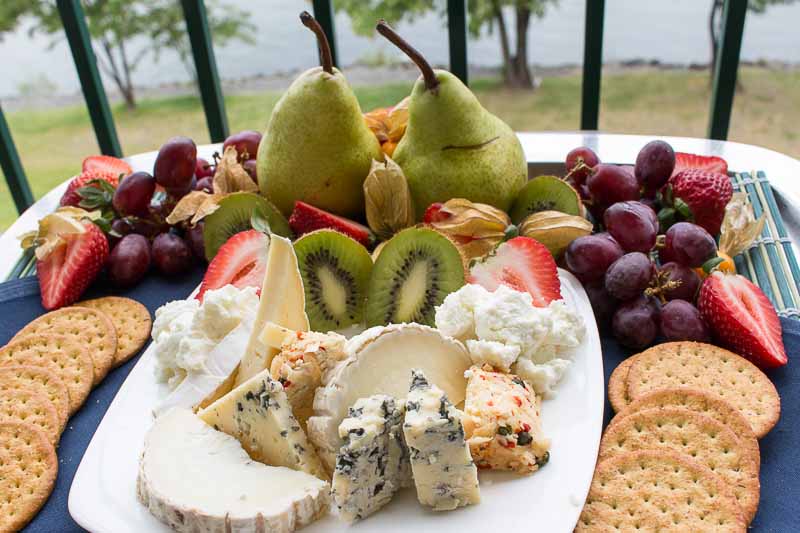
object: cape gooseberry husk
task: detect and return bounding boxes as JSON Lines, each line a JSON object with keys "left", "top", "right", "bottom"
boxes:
{"left": 519, "top": 210, "right": 593, "bottom": 258}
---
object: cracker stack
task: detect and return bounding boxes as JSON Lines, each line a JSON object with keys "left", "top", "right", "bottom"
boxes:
{"left": 0, "top": 297, "right": 151, "bottom": 531}
{"left": 579, "top": 342, "right": 780, "bottom": 530}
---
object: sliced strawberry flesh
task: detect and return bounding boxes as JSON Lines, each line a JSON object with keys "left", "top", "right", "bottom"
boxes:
{"left": 197, "top": 230, "right": 268, "bottom": 301}
{"left": 723, "top": 276, "right": 786, "bottom": 364}
{"left": 289, "top": 201, "right": 372, "bottom": 246}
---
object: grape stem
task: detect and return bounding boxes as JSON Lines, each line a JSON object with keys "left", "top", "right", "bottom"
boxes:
{"left": 376, "top": 20, "right": 439, "bottom": 93}
{"left": 300, "top": 11, "right": 333, "bottom": 74}
{"left": 645, "top": 270, "right": 682, "bottom": 304}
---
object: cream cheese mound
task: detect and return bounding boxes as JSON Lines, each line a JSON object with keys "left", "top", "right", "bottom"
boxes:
{"left": 435, "top": 284, "right": 584, "bottom": 397}
{"left": 152, "top": 285, "right": 259, "bottom": 388}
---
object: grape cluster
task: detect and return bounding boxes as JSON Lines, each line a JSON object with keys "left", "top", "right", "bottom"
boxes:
{"left": 103, "top": 131, "right": 261, "bottom": 288}
{"left": 563, "top": 141, "right": 713, "bottom": 350}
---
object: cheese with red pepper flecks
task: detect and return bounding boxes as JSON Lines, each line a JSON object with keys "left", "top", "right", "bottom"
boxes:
{"left": 462, "top": 365, "right": 550, "bottom": 474}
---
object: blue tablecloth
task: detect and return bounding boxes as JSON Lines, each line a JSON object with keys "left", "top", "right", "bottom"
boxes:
{"left": 0, "top": 273, "right": 794, "bottom": 532}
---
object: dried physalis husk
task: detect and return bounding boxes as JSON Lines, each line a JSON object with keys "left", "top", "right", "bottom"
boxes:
{"left": 385, "top": 96, "right": 409, "bottom": 143}
{"left": 364, "top": 107, "right": 391, "bottom": 143}
{"left": 19, "top": 207, "right": 101, "bottom": 260}
{"left": 165, "top": 191, "right": 227, "bottom": 226}
{"left": 718, "top": 192, "right": 765, "bottom": 257}
{"left": 213, "top": 146, "right": 258, "bottom": 194}
{"left": 519, "top": 210, "right": 593, "bottom": 258}
{"left": 363, "top": 157, "right": 415, "bottom": 240}
{"left": 427, "top": 199, "right": 511, "bottom": 261}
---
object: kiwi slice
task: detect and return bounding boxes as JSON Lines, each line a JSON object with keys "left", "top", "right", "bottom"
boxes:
{"left": 203, "top": 192, "right": 292, "bottom": 260}
{"left": 294, "top": 230, "right": 373, "bottom": 331}
{"left": 509, "top": 175, "right": 582, "bottom": 224}
{"left": 365, "top": 227, "right": 465, "bottom": 327}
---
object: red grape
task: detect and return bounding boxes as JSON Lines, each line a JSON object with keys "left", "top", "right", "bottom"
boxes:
{"left": 605, "top": 252, "right": 654, "bottom": 300}
{"left": 152, "top": 233, "right": 193, "bottom": 275}
{"left": 604, "top": 201, "right": 658, "bottom": 253}
{"left": 194, "top": 176, "right": 214, "bottom": 193}
{"left": 243, "top": 159, "right": 258, "bottom": 182}
{"left": 565, "top": 234, "right": 624, "bottom": 283}
{"left": 587, "top": 164, "right": 640, "bottom": 207}
{"left": 584, "top": 282, "right": 618, "bottom": 332}
{"left": 195, "top": 157, "right": 214, "bottom": 178}
{"left": 612, "top": 296, "right": 660, "bottom": 349}
{"left": 112, "top": 172, "right": 156, "bottom": 217}
{"left": 108, "top": 234, "right": 151, "bottom": 287}
{"left": 186, "top": 221, "right": 206, "bottom": 260}
{"left": 154, "top": 136, "right": 197, "bottom": 194}
{"left": 660, "top": 222, "right": 717, "bottom": 267}
{"left": 660, "top": 299, "right": 710, "bottom": 342}
{"left": 635, "top": 140, "right": 675, "bottom": 193}
{"left": 223, "top": 130, "right": 262, "bottom": 161}
{"left": 565, "top": 146, "right": 600, "bottom": 185}
{"left": 658, "top": 262, "right": 701, "bottom": 302}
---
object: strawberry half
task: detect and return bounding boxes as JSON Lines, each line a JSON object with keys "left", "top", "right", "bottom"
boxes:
{"left": 37, "top": 221, "right": 109, "bottom": 310}
{"left": 288, "top": 201, "right": 373, "bottom": 247}
{"left": 196, "top": 230, "right": 268, "bottom": 301}
{"left": 82, "top": 155, "right": 132, "bottom": 178}
{"left": 60, "top": 170, "right": 120, "bottom": 207}
{"left": 468, "top": 236, "right": 562, "bottom": 307}
{"left": 667, "top": 168, "right": 733, "bottom": 236}
{"left": 698, "top": 272, "right": 787, "bottom": 369}
{"left": 672, "top": 152, "right": 728, "bottom": 177}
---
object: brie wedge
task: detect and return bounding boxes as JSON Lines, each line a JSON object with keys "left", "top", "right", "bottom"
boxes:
{"left": 137, "top": 408, "right": 329, "bottom": 533}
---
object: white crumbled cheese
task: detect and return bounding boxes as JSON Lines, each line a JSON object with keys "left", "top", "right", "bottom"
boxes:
{"left": 152, "top": 286, "right": 259, "bottom": 389}
{"left": 435, "top": 284, "right": 584, "bottom": 397}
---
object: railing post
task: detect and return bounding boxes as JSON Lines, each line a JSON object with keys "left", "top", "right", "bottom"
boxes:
{"left": 708, "top": 0, "right": 747, "bottom": 141}
{"left": 181, "top": 0, "right": 229, "bottom": 142}
{"left": 581, "top": 0, "right": 605, "bottom": 130}
{"left": 56, "top": 0, "right": 122, "bottom": 157}
{"left": 0, "top": 104, "right": 34, "bottom": 213}
{"left": 312, "top": 0, "right": 339, "bottom": 68}
{"left": 447, "top": 0, "right": 469, "bottom": 85}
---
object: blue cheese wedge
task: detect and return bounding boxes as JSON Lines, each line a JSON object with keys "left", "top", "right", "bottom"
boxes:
{"left": 137, "top": 408, "right": 328, "bottom": 533}
{"left": 331, "top": 395, "right": 410, "bottom": 522}
{"left": 197, "top": 368, "right": 328, "bottom": 480}
{"left": 403, "top": 370, "right": 480, "bottom": 511}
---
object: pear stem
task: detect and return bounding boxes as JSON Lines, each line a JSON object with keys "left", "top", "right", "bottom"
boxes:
{"left": 300, "top": 11, "right": 333, "bottom": 74}
{"left": 376, "top": 19, "right": 439, "bottom": 92}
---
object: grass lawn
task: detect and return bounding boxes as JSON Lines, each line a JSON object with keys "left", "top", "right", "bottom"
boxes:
{"left": 1, "top": 66, "right": 798, "bottom": 231}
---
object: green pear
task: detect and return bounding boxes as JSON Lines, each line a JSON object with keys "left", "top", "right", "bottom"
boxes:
{"left": 377, "top": 21, "right": 527, "bottom": 218}
{"left": 258, "top": 12, "right": 382, "bottom": 218}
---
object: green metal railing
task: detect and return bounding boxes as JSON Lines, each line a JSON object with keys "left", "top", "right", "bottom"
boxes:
{"left": 0, "top": 0, "right": 749, "bottom": 220}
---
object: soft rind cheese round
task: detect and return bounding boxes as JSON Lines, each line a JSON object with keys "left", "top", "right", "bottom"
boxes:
{"left": 308, "top": 324, "right": 471, "bottom": 471}
{"left": 137, "top": 408, "right": 329, "bottom": 533}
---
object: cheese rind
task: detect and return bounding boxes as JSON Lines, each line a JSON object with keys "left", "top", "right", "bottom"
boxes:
{"left": 331, "top": 395, "right": 410, "bottom": 522}
{"left": 198, "top": 369, "right": 328, "bottom": 481}
{"left": 137, "top": 408, "right": 329, "bottom": 533}
{"left": 403, "top": 370, "right": 480, "bottom": 511}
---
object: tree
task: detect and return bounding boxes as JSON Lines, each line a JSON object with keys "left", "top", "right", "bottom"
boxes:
{"left": 337, "top": 0, "right": 560, "bottom": 89}
{"left": 0, "top": 0, "right": 254, "bottom": 109}
{"left": 708, "top": 0, "right": 795, "bottom": 78}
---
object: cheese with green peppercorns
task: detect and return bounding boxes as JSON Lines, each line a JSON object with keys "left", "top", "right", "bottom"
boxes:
{"left": 403, "top": 370, "right": 480, "bottom": 511}
{"left": 197, "top": 368, "right": 328, "bottom": 481}
{"left": 462, "top": 365, "right": 550, "bottom": 474}
{"left": 331, "top": 395, "right": 410, "bottom": 522}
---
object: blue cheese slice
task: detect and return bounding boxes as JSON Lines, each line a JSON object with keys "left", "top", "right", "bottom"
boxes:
{"left": 197, "top": 368, "right": 328, "bottom": 481}
{"left": 403, "top": 370, "right": 480, "bottom": 511}
{"left": 331, "top": 395, "right": 410, "bottom": 522}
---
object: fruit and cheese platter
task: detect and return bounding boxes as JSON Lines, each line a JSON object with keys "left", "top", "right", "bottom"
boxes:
{"left": 0, "top": 11, "right": 794, "bottom": 533}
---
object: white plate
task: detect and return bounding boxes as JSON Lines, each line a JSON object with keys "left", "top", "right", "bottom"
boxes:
{"left": 69, "top": 270, "right": 603, "bottom": 532}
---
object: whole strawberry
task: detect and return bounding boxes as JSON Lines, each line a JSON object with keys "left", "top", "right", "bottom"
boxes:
{"left": 60, "top": 170, "right": 119, "bottom": 207}
{"left": 666, "top": 169, "right": 732, "bottom": 236}
{"left": 698, "top": 271, "right": 787, "bottom": 369}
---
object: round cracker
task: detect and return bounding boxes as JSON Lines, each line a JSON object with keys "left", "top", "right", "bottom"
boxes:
{"left": 625, "top": 342, "right": 780, "bottom": 438}
{"left": 0, "top": 334, "right": 94, "bottom": 415}
{"left": 608, "top": 356, "right": 637, "bottom": 413}
{"left": 0, "top": 366, "right": 69, "bottom": 434}
{"left": 77, "top": 296, "right": 151, "bottom": 365}
{"left": 577, "top": 450, "right": 745, "bottom": 532}
{"left": 600, "top": 407, "right": 760, "bottom": 523}
{"left": 617, "top": 387, "right": 760, "bottom": 470}
{"left": 0, "top": 385, "right": 61, "bottom": 445}
{"left": 0, "top": 421, "right": 58, "bottom": 532}
{"left": 14, "top": 306, "right": 117, "bottom": 385}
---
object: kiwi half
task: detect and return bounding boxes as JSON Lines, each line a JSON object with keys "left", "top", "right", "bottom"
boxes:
{"left": 509, "top": 175, "right": 582, "bottom": 224}
{"left": 294, "top": 230, "right": 373, "bottom": 331}
{"left": 203, "top": 192, "right": 292, "bottom": 260}
{"left": 365, "top": 227, "right": 464, "bottom": 327}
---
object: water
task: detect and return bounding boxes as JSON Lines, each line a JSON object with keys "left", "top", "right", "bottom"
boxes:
{"left": 0, "top": 0, "right": 798, "bottom": 98}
